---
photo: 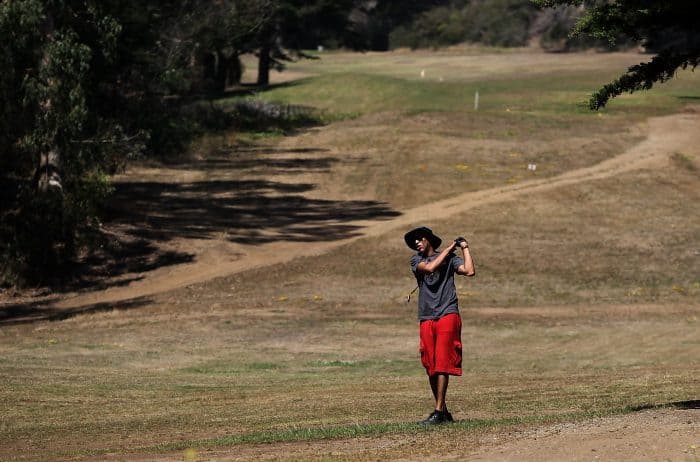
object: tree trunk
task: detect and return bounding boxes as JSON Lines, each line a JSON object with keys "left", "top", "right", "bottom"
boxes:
{"left": 35, "top": 149, "right": 63, "bottom": 193}
{"left": 227, "top": 52, "right": 243, "bottom": 86}
{"left": 257, "top": 43, "right": 271, "bottom": 86}
{"left": 201, "top": 51, "right": 217, "bottom": 93}
{"left": 35, "top": 9, "right": 63, "bottom": 194}
{"left": 213, "top": 49, "right": 228, "bottom": 95}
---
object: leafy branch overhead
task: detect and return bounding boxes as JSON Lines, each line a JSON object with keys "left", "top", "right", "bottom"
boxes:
{"left": 535, "top": 0, "right": 700, "bottom": 109}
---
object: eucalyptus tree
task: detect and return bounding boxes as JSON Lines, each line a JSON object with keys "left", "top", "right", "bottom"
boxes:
{"left": 0, "top": 0, "right": 190, "bottom": 282}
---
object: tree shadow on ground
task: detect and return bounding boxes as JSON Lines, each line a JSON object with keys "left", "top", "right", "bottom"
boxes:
{"left": 630, "top": 400, "right": 700, "bottom": 411}
{"left": 0, "top": 297, "right": 152, "bottom": 326}
{"left": 66, "top": 235, "right": 194, "bottom": 290}
{"left": 55, "top": 143, "right": 399, "bottom": 297}
{"left": 670, "top": 400, "right": 700, "bottom": 410}
{"left": 104, "top": 178, "right": 398, "bottom": 244}
{"left": 103, "top": 145, "right": 399, "bottom": 244}
{"left": 159, "top": 147, "right": 339, "bottom": 174}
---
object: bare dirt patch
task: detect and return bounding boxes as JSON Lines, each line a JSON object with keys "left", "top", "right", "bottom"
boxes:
{"left": 467, "top": 407, "right": 699, "bottom": 462}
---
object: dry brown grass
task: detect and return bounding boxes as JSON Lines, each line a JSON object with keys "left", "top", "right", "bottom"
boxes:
{"left": 270, "top": 110, "right": 647, "bottom": 211}
{"left": 1, "top": 49, "right": 699, "bottom": 461}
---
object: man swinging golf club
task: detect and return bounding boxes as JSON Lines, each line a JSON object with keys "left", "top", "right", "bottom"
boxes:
{"left": 404, "top": 226, "right": 475, "bottom": 425}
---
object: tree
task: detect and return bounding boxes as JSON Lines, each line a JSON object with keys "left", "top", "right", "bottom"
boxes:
{"left": 0, "top": 0, "right": 371, "bottom": 285}
{"left": 0, "top": 1, "right": 194, "bottom": 284}
{"left": 253, "top": 0, "right": 360, "bottom": 86}
{"left": 534, "top": 0, "right": 700, "bottom": 109}
{"left": 1, "top": 1, "right": 121, "bottom": 281}
{"left": 180, "top": 0, "right": 273, "bottom": 95}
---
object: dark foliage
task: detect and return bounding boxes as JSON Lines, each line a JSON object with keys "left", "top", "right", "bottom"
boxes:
{"left": 535, "top": 0, "right": 700, "bottom": 108}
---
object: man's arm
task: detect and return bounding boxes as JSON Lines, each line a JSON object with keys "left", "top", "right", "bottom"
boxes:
{"left": 415, "top": 241, "right": 459, "bottom": 274}
{"left": 457, "top": 240, "right": 476, "bottom": 277}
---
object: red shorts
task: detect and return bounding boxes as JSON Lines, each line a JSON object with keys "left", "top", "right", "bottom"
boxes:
{"left": 419, "top": 313, "right": 462, "bottom": 376}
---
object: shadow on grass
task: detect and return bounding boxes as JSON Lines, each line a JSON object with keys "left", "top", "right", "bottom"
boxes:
{"left": 673, "top": 400, "right": 700, "bottom": 409}
{"left": 158, "top": 147, "right": 338, "bottom": 173}
{"left": 104, "top": 146, "right": 399, "bottom": 245}
{"left": 105, "top": 177, "right": 398, "bottom": 245}
{"left": 67, "top": 236, "right": 195, "bottom": 289}
{"left": 4, "top": 112, "right": 400, "bottom": 318}
{"left": 47, "top": 142, "right": 399, "bottom": 301}
{"left": 629, "top": 400, "right": 700, "bottom": 411}
{"left": 0, "top": 297, "right": 152, "bottom": 326}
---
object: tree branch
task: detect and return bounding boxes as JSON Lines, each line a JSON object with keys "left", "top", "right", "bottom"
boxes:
{"left": 590, "top": 49, "right": 700, "bottom": 109}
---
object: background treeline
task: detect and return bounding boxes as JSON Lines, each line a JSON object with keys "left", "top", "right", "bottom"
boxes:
{"left": 0, "top": 0, "right": 693, "bottom": 286}
{"left": 386, "top": 0, "right": 615, "bottom": 50}
{"left": 330, "top": 0, "right": 633, "bottom": 52}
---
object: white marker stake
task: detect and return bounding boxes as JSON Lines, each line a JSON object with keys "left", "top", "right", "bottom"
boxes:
{"left": 474, "top": 91, "right": 479, "bottom": 111}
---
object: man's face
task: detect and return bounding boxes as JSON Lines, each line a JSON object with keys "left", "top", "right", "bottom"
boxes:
{"left": 415, "top": 236, "right": 429, "bottom": 253}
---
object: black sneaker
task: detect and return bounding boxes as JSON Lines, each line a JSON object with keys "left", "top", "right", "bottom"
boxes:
{"left": 419, "top": 410, "right": 449, "bottom": 425}
{"left": 444, "top": 409, "right": 454, "bottom": 423}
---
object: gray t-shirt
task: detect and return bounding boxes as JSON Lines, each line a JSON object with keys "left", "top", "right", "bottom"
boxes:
{"left": 410, "top": 251, "right": 463, "bottom": 321}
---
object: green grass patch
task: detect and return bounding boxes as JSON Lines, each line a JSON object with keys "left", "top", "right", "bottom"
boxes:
{"left": 54, "top": 405, "right": 669, "bottom": 460}
{"left": 181, "top": 360, "right": 285, "bottom": 375}
{"left": 234, "top": 58, "right": 700, "bottom": 121}
{"left": 308, "top": 359, "right": 416, "bottom": 375}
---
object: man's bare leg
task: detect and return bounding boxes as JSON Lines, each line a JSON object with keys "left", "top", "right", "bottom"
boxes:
{"left": 429, "top": 373, "right": 449, "bottom": 411}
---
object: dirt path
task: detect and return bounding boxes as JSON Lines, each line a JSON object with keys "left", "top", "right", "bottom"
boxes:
{"left": 54, "top": 109, "right": 700, "bottom": 309}
{"left": 465, "top": 408, "right": 699, "bottom": 462}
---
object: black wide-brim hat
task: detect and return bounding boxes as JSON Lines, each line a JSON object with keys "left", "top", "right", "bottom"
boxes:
{"left": 404, "top": 226, "right": 442, "bottom": 251}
